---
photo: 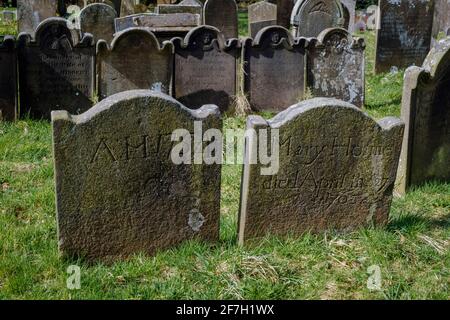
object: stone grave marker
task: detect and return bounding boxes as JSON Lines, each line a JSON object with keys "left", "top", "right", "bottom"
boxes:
{"left": 248, "top": 1, "right": 277, "bottom": 38}
{"left": 307, "top": 28, "right": 365, "bottom": 108}
{"left": 242, "top": 26, "right": 307, "bottom": 112}
{"left": 17, "top": 0, "right": 57, "bottom": 35}
{"left": 432, "top": 0, "right": 450, "bottom": 46}
{"left": 58, "top": 0, "right": 121, "bottom": 16}
{"left": 156, "top": 0, "right": 202, "bottom": 17}
{"left": 0, "top": 36, "right": 17, "bottom": 121}
{"left": 239, "top": 98, "right": 404, "bottom": 244}
{"left": 340, "top": 0, "right": 356, "bottom": 32}
{"left": 80, "top": 3, "right": 117, "bottom": 44}
{"left": 203, "top": 0, "right": 238, "bottom": 39}
{"left": 52, "top": 90, "right": 222, "bottom": 261}
{"left": 115, "top": 13, "right": 201, "bottom": 32}
{"left": 18, "top": 18, "right": 95, "bottom": 119}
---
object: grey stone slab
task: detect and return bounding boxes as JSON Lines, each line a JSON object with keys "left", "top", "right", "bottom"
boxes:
{"left": 203, "top": 0, "right": 238, "bottom": 39}
{"left": 249, "top": 19, "right": 277, "bottom": 39}
{"left": 115, "top": 13, "right": 201, "bottom": 32}
{"left": 248, "top": 1, "right": 277, "bottom": 23}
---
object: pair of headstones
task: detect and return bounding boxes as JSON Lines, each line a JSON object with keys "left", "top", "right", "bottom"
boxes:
{"left": 52, "top": 90, "right": 404, "bottom": 261}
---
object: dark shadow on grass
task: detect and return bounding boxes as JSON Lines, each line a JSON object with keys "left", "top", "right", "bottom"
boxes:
{"left": 388, "top": 213, "right": 450, "bottom": 232}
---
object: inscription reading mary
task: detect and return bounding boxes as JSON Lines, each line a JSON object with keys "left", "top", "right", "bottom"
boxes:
{"left": 0, "top": 36, "right": 17, "bottom": 121}
{"left": 204, "top": 0, "right": 238, "bottom": 39}
{"left": 52, "top": 90, "right": 222, "bottom": 261}
{"left": 239, "top": 98, "right": 404, "bottom": 244}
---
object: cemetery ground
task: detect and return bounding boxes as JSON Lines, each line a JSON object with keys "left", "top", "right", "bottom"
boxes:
{"left": 0, "top": 17, "right": 449, "bottom": 300}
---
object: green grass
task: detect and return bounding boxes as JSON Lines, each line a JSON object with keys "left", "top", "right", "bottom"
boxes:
{"left": 0, "top": 14, "right": 449, "bottom": 300}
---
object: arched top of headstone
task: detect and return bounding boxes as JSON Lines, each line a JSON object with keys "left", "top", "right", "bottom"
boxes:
{"left": 422, "top": 38, "right": 450, "bottom": 80}
{"left": 203, "top": 0, "right": 238, "bottom": 39}
{"left": 248, "top": 1, "right": 277, "bottom": 23}
{"left": 0, "top": 35, "right": 16, "bottom": 50}
{"left": 312, "top": 27, "right": 365, "bottom": 50}
{"left": 172, "top": 25, "right": 240, "bottom": 51}
{"left": 290, "top": 0, "right": 344, "bottom": 30}
{"left": 246, "top": 25, "right": 309, "bottom": 50}
{"left": 180, "top": 0, "right": 202, "bottom": 6}
{"left": 80, "top": 3, "right": 118, "bottom": 20}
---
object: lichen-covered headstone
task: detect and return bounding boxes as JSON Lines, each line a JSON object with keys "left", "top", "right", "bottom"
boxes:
{"left": 52, "top": 90, "right": 222, "bottom": 261}
{"left": 18, "top": 18, "right": 95, "bottom": 119}
{"left": 375, "top": 0, "right": 434, "bottom": 74}
{"left": 80, "top": 3, "right": 117, "bottom": 44}
{"left": 248, "top": 1, "right": 277, "bottom": 38}
{"left": 396, "top": 38, "right": 450, "bottom": 195}
{"left": 203, "top": 0, "right": 238, "bottom": 39}
{"left": 0, "top": 36, "right": 17, "bottom": 121}
{"left": 18, "top": 0, "right": 57, "bottom": 35}
{"left": 340, "top": 0, "right": 356, "bottom": 32}
{"left": 242, "top": 26, "right": 307, "bottom": 112}
{"left": 307, "top": 28, "right": 365, "bottom": 108}
{"left": 239, "top": 98, "right": 404, "bottom": 244}
{"left": 97, "top": 28, "right": 173, "bottom": 99}
{"left": 172, "top": 26, "right": 239, "bottom": 113}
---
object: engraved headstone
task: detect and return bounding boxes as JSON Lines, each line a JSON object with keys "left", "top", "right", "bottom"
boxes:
{"left": 203, "top": 0, "right": 238, "bottom": 39}
{"left": 17, "top": 0, "right": 57, "bottom": 35}
{"left": 340, "top": 0, "right": 356, "bottom": 32}
{"left": 172, "top": 26, "right": 240, "bottom": 113}
{"left": 396, "top": 38, "right": 450, "bottom": 194}
{"left": 432, "top": 0, "right": 450, "bottom": 45}
{"left": 375, "top": 0, "right": 434, "bottom": 74}
{"left": 307, "top": 28, "right": 365, "bottom": 108}
{"left": 290, "top": 0, "right": 344, "bottom": 38}
{"left": 0, "top": 36, "right": 17, "bottom": 121}
{"left": 248, "top": 1, "right": 277, "bottom": 38}
{"left": 243, "top": 26, "right": 307, "bottom": 112}
{"left": 80, "top": 3, "right": 117, "bottom": 44}
{"left": 52, "top": 90, "right": 222, "bottom": 261}
{"left": 239, "top": 98, "right": 404, "bottom": 244}
{"left": 97, "top": 28, "right": 173, "bottom": 99}
{"left": 18, "top": 18, "right": 95, "bottom": 119}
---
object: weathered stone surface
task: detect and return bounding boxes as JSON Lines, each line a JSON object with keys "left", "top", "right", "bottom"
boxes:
{"left": 80, "top": 3, "right": 117, "bottom": 44}
{"left": 432, "top": 0, "right": 450, "bottom": 46}
{"left": 156, "top": 0, "right": 202, "bottom": 17}
{"left": 307, "top": 28, "right": 365, "bottom": 108}
{"left": 290, "top": 0, "right": 344, "bottom": 38}
{"left": 239, "top": 98, "right": 404, "bottom": 244}
{"left": 52, "top": 90, "right": 222, "bottom": 261}
{"left": 277, "top": 0, "right": 294, "bottom": 28}
{"left": 0, "top": 36, "right": 17, "bottom": 121}
{"left": 172, "top": 26, "right": 239, "bottom": 113}
{"left": 97, "top": 28, "right": 173, "bottom": 99}
{"left": 249, "top": 19, "right": 277, "bottom": 39}
{"left": 243, "top": 26, "right": 307, "bottom": 112}
{"left": 340, "top": 0, "right": 356, "bottom": 32}
{"left": 396, "top": 38, "right": 450, "bottom": 194}
{"left": 18, "top": 0, "right": 57, "bottom": 35}
{"left": 18, "top": 18, "right": 95, "bottom": 119}
{"left": 115, "top": 13, "right": 201, "bottom": 32}
{"left": 375, "top": 0, "right": 434, "bottom": 74}
{"left": 248, "top": 1, "right": 277, "bottom": 38}
{"left": 204, "top": 0, "right": 238, "bottom": 39}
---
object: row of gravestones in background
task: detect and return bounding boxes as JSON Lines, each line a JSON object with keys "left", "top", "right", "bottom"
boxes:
{"left": 0, "top": 18, "right": 365, "bottom": 120}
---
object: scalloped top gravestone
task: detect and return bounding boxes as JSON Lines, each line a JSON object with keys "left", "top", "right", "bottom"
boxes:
{"left": 307, "top": 28, "right": 365, "bottom": 108}
{"left": 203, "top": 0, "right": 238, "bottom": 39}
{"left": 396, "top": 38, "right": 450, "bottom": 195}
{"left": 248, "top": 1, "right": 277, "bottom": 38}
{"left": 242, "top": 26, "right": 307, "bottom": 112}
{"left": 52, "top": 90, "right": 222, "bottom": 261}
{"left": 18, "top": 0, "right": 57, "bottom": 35}
{"left": 97, "top": 28, "right": 173, "bottom": 99}
{"left": 239, "top": 98, "right": 404, "bottom": 244}
{"left": 172, "top": 26, "right": 239, "bottom": 113}
{"left": 80, "top": 3, "right": 117, "bottom": 44}
{"left": 18, "top": 18, "right": 95, "bottom": 119}
{"left": 0, "top": 37, "right": 17, "bottom": 121}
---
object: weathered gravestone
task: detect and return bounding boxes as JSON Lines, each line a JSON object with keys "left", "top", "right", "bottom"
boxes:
{"left": 238, "top": 98, "right": 404, "bottom": 244}
{"left": 172, "top": 26, "right": 240, "bottom": 113}
{"left": 0, "top": 36, "right": 17, "bottom": 121}
{"left": 248, "top": 1, "right": 277, "bottom": 38}
{"left": 18, "top": 18, "right": 95, "bottom": 119}
{"left": 290, "top": 0, "right": 344, "bottom": 38}
{"left": 17, "top": 0, "right": 57, "bottom": 35}
{"left": 203, "top": 0, "right": 238, "bottom": 39}
{"left": 80, "top": 3, "right": 117, "bottom": 44}
{"left": 115, "top": 13, "right": 201, "bottom": 32}
{"left": 396, "top": 38, "right": 450, "bottom": 195}
{"left": 156, "top": 0, "right": 202, "bottom": 17}
{"left": 121, "top": 0, "right": 148, "bottom": 16}
{"left": 242, "top": 26, "right": 307, "bottom": 112}
{"left": 97, "top": 28, "right": 173, "bottom": 99}
{"left": 277, "top": 0, "right": 295, "bottom": 29}
{"left": 375, "top": 0, "right": 434, "bottom": 74}
{"left": 340, "top": 0, "right": 356, "bottom": 33}
{"left": 432, "top": 0, "right": 450, "bottom": 46}
{"left": 52, "top": 90, "right": 222, "bottom": 261}
{"left": 307, "top": 28, "right": 365, "bottom": 108}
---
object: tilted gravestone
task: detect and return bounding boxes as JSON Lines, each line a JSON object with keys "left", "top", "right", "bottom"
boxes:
{"left": 97, "top": 28, "right": 173, "bottom": 100}
{"left": 172, "top": 26, "right": 240, "bottom": 113}
{"left": 239, "top": 98, "right": 404, "bottom": 244}
{"left": 277, "top": 0, "right": 295, "bottom": 29}
{"left": 248, "top": 1, "right": 277, "bottom": 38}
{"left": 290, "top": 0, "right": 344, "bottom": 38}
{"left": 203, "top": 0, "right": 238, "bottom": 39}
{"left": 340, "top": 0, "right": 356, "bottom": 33}
{"left": 307, "top": 28, "right": 365, "bottom": 108}
{"left": 432, "top": 0, "right": 450, "bottom": 46}
{"left": 242, "top": 26, "right": 307, "bottom": 112}
{"left": 18, "top": 18, "right": 95, "bottom": 119}
{"left": 80, "top": 3, "right": 117, "bottom": 44}
{"left": 396, "top": 38, "right": 450, "bottom": 195}
{"left": 17, "top": 0, "right": 57, "bottom": 35}
{"left": 375, "top": 0, "right": 434, "bottom": 74}
{"left": 0, "top": 36, "right": 17, "bottom": 121}
{"left": 52, "top": 90, "right": 222, "bottom": 261}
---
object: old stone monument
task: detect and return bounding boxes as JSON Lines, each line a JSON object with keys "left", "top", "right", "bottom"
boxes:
{"left": 242, "top": 26, "right": 307, "bottom": 112}
{"left": 18, "top": 18, "right": 95, "bottom": 119}
{"left": 172, "top": 26, "right": 240, "bottom": 113}
{"left": 239, "top": 98, "right": 404, "bottom": 244}
{"left": 248, "top": 1, "right": 277, "bottom": 38}
{"left": 17, "top": 0, "right": 57, "bottom": 35}
{"left": 307, "top": 28, "right": 365, "bottom": 108}
{"left": 52, "top": 90, "right": 222, "bottom": 261}
{"left": 340, "top": 0, "right": 356, "bottom": 32}
{"left": 432, "top": 0, "right": 450, "bottom": 46}
{"left": 97, "top": 28, "right": 173, "bottom": 100}
{"left": 375, "top": 0, "right": 434, "bottom": 74}
{"left": 396, "top": 38, "right": 450, "bottom": 194}
{"left": 80, "top": 3, "right": 117, "bottom": 44}
{"left": 0, "top": 36, "right": 17, "bottom": 121}
{"left": 290, "top": 0, "right": 344, "bottom": 38}
{"left": 203, "top": 0, "right": 239, "bottom": 39}
{"left": 156, "top": 0, "right": 203, "bottom": 17}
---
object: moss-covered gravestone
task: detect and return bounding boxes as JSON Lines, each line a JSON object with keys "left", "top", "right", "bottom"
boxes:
{"left": 0, "top": 36, "right": 17, "bottom": 121}
{"left": 52, "top": 90, "right": 222, "bottom": 261}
